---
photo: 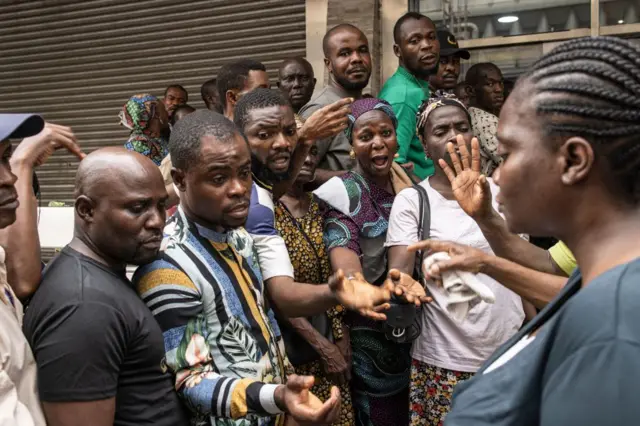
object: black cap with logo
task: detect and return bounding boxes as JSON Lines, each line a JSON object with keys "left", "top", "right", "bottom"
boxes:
{"left": 437, "top": 30, "right": 470, "bottom": 60}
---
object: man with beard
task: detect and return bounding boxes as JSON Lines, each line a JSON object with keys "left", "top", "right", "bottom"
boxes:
{"left": 23, "top": 148, "right": 189, "bottom": 426}
{"left": 380, "top": 12, "right": 440, "bottom": 180}
{"left": 428, "top": 30, "right": 470, "bottom": 93}
{"left": 298, "top": 23, "right": 370, "bottom": 185}
{"left": 234, "top": 88, "right": 356, "bottom": 292}
{"left": 134, "top": 110, "right": 393, "bottom": 425}
{"left": 464, "top": 63, "right": 506, "bottom": 176}
{"left": 277, "top": 57, "right": 316, "bottom": 114}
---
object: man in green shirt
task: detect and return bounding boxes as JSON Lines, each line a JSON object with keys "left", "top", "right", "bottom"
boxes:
{"left": 379, "top": 12, "right": 440, "bottom": 179}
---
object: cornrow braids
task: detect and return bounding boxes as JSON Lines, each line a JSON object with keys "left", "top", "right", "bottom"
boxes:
{"left": 525, "top": 36, "right": 640, "bottom": 204}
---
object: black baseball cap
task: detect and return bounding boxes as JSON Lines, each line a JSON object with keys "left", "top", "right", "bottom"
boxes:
{"left": 0, "top": 114, "right": 44, "bottom": 141}
{"left": 437, "top": 30, "right": 470, "bottom": 60}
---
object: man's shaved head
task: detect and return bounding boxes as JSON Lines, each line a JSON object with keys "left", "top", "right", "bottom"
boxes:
{"left": 74, "top": 147, "right": 167, "bottom": 266}
{"left": 278, "top": 57, "right": 313, "bottom": 77}
{"left": 322, "top": 23, "right": 366, "bottom": 57}
{"left": 75, "top": 147, "right": 162, "bottom": 199}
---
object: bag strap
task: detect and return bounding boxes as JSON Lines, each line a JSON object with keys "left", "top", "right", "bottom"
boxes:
{"left": 413, "top": 183, "right": 431, "bottom": 281}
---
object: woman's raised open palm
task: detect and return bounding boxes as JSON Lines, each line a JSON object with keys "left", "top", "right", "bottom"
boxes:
{"left": 438, "top": 135, "right": 493, "bottom": 219}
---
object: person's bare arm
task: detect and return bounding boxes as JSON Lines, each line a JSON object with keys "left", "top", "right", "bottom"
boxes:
{"left": 43, "top": 400, "right": 115, "bottom": 426}
{"left": 0, "top": 123, "right": 84, "bottom": 300}
{"left": 409, "top": 240, "right": 566, "bottom": 309}
{"left": 481, "top": 255, "right": 565, "bottom": 309}
{"left": 267, "top": 276, "right": 337, "bottom": 317}
{"left": 285, "top": 317, "right": 350, "bottom": 384}
{"left": 272, "top": 98, "right": 352, "bottom": 200}
{"left": 266, "top": 271, "right": 390, "bottom": 321}
{"left": 475, "top": 208, "right": 563, "bottom": 276}
{"left": 0, "top": 164, "right": 40, "bottom": 300}
{"left": 387, "top": 245, "right": 415, "bottom": 276}
{"left": 327, "top": 247, "right": 363, "bottom": 277}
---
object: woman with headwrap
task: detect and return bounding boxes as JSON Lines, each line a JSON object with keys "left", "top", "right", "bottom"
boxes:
{"left": 274, "top": 115, "right": 355, "bottom": 426}
{"left": 314, "top": 98, "right": 417, "bottom": 426}
{"left": 385, "top": 91, "right": 526, "bottom": 426}
{"left": 120, "top": 93, "right": 170, "bottom": 165}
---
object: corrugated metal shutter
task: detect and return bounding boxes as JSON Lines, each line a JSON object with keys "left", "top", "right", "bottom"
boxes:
{"left": 0, "top": 0, "right": 306, "bottom": 206}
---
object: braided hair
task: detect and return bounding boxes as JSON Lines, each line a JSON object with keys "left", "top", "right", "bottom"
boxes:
{"left": 524, "top": 36, "right": 640, "bottom": 204}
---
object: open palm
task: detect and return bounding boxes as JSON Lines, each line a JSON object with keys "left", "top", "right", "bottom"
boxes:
{"left": 328, "top": 270, "right": 392, "bottom": 321}
{"left": 387, "top": 269, "right": 432, "bottom": 306}
{"left": 283, "top": 375, "right": 341, "bottom": 425}
{"left": 438, "top": 135, "right": 492, "bottom": 219}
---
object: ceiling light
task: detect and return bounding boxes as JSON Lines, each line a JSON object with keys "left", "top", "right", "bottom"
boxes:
{"left": 498, "top": 16, "right": 519, "bottom": 23}
{"left": 618, "top": 19, "right": 625, "bottom": 24}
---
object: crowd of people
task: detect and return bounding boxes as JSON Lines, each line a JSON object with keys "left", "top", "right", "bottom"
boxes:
{"left": 2, "top": 10, "right": 640, "bottom": 426}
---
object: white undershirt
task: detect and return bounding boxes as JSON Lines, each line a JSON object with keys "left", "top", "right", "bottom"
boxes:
{"left": 483, "top": 334, "right": 537, "bottom": 374}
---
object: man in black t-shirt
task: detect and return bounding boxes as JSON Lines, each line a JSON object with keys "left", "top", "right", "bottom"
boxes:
{"left": 23, "top": 148, "right": 188, "bottom": 426}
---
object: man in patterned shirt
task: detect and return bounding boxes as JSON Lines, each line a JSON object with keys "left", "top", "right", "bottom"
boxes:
{"left": 134, "top": 111, "right": 392, "bottom": 425}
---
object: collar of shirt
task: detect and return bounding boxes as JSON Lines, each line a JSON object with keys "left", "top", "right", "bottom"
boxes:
{"left": 396, "top": 65, "right": 430, "bottom": 90}
{"left": 194, "top": 222, "right": 228, "bottom": 243}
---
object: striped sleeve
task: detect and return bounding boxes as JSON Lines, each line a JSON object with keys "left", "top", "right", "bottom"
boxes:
{"left": 133, "top": 260, "right": 284, "bottom": 420}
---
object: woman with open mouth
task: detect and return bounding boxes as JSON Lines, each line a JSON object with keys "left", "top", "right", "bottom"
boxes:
{"left": 314, "top": 98, "right": 417, "bottom": 426}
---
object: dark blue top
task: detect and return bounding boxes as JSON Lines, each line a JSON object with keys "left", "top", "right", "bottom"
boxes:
{"left": 446, "top": 256, "right": 640, "bottom": 426}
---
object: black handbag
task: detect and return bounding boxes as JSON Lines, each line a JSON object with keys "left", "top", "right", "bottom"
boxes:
{"left": 383, "top": 184, "right": 431, "bottom": 343}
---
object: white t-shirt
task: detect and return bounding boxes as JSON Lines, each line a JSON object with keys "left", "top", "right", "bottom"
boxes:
{"left": 385, "top": 178, "right": 525, "bottom": 372}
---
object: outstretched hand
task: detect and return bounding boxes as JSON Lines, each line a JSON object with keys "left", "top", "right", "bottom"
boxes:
{"left": 298, "top": 98, "right": 353, "bottom": 144}
{"left": 408, "top": 239, "right": 489, "bottom": 283}
{"left": 386, "top": 269, "right": 432, "bottom": 306}
{"left": 11, "top": 123, "right": 85, "bottom": 168}
{"left": 279, "top": 375, "right": 341, "bottom": 425}
{"left": 439, "top": 135, "right": 492, "bottom": 219}
{"left": 328, "top": 269, "right": 392, "bottom": 321}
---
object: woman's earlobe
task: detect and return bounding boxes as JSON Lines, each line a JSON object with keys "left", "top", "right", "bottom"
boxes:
{"left": 560, "top": 137, "right": 594, "bottom": 185}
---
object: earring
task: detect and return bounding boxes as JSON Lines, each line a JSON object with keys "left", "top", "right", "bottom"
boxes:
{"left": 349, "top": 150, "right": 356, "bottom": 160}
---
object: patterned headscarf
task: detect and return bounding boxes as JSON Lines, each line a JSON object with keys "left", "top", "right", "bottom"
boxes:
{"left": 120, "top": 93, "right": 168, "bottom": 165}
{"left": 416, "top": 90, "right": 471, "bottom": 137}
{"left": 119, "top": 93, "right": 159, "bottom": 134}
{"left": 345, "top": 97, "right": 398, "bottom": 142}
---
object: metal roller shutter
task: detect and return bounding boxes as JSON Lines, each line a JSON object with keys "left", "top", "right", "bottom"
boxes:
{"left": 0, "top": 0, "right": 306, "bottom": 205}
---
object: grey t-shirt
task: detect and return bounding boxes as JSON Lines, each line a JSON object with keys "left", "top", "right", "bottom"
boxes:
{"left": 445, "top": 257, "right": 640, "bottom": 426}
{"left": 299, "top": 86, "right": 354, "bottom": 172}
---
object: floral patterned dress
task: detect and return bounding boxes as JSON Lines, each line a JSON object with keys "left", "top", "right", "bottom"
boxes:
{"left": 274, "top": 194, "right": 354, "bottom": 426}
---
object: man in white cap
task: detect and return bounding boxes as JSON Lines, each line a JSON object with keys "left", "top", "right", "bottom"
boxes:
{"left": 0, "top": 114, "right": 83, "bottom": 425}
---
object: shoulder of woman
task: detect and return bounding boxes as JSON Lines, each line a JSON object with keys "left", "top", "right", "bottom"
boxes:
{"left": 313, "top": 175, "right": 354, "bottom": 216}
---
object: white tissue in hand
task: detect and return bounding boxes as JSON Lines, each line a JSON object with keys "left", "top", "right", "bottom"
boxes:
{"left": 422, "top": 252, "right": 495, "bottom": 322}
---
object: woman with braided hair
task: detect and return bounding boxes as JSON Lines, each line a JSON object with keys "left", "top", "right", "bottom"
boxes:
{"left": 427, "top": 36, "right": 640, "bottom": 425}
